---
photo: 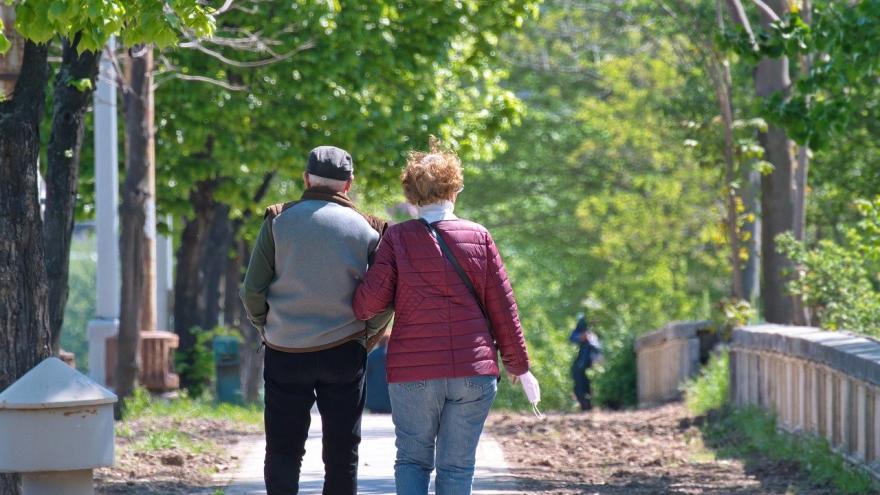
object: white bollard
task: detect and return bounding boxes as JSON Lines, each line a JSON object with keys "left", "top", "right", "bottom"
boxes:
{"left": 0, "top": 357, "right": 117, "bottom": 495}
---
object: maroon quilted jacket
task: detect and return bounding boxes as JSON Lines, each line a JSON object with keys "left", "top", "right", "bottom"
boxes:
{"left": 353, "top": 218, "right": 530, "bottom": 383}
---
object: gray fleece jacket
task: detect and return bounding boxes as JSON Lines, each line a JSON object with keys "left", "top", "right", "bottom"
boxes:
{"left": 239, "top": 188, "right": 392, "bottom": 352}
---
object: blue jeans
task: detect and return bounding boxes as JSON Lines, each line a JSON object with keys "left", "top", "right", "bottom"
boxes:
{"left": 389, "top": 375, "right": 497, "bottom": 495}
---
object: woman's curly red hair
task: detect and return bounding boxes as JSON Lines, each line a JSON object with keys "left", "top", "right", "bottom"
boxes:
{"left": 400, "top": 137, "right": 463, "bottom": 206}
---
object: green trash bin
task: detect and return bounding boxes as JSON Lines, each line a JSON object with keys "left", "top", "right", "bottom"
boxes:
{"left": 213, "top": 336, "right": 243, "bottom": 404}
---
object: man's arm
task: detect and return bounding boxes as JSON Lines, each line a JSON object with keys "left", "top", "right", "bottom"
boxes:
{"left": 239, "top": 219, "right": 275, "bottom": 328}
{"left": 366, "top": 308, "right": 393, "bottom": 339}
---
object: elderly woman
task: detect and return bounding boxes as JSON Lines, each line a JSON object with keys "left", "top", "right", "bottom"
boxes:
{"left": 353, "top": 140, "right": 538, "bottom": 495}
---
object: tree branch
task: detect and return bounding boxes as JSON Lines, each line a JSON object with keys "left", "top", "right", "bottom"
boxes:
{"left": 153, "top": 73, "right": 246, "bottom": 92}
{"left": 725, "top": 0, "right": 759, "bottom": 49}
{"left": 752, "top": 0, "right": 782, "bottom": 23}
{"left": 180, "top": 39, "right": 315, "bottom": 68}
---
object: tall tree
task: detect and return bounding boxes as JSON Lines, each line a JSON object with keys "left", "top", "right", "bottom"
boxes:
{"left": 43, "top": 36, "right": 100, "bottom": 353}
{"left": 0, "top": 35, "right": 52, "bottom": 495}
{"left": 726, "top": 0, "right": 806, "bottom": 324}
{"left": 0, "top": 0, "right": 215, "bottom": 435}
{"left": 116, "top": 45, "right": 156, "bottom": 412}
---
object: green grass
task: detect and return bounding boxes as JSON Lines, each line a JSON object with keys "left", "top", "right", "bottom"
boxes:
{"left": 703, "top": 407, "right": 879, "bottom": 494}
{"left": 683, "top": 348, "right": 729, "bottom": 416}
{"left": 132, "top": 429, "right": 217, "bottom": 454}
{"left": 123, "top": 387, "right": 263, "bottom": 426}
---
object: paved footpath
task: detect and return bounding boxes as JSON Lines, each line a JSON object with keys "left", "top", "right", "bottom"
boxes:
{"left": 222, "top": 413, "right": 519, "bottom": 495}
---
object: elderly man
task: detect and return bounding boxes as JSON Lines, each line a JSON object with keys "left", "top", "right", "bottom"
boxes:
{"left": 240, "top": 146, "right": 392, "bottom": 495}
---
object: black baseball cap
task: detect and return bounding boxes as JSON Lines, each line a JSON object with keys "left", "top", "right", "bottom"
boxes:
{"left": 307, "top": 146, "right": 354, "bottom": 181}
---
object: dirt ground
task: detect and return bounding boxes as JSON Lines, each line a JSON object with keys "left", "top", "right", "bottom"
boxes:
{"left": 93, "top": 402, "right": 846, "bottom": 494}
{"left": 96, "top": 417, "right": 261, "bottom": 494}
{"left": 486, "top": 403, "right": 839, "bottom": 495}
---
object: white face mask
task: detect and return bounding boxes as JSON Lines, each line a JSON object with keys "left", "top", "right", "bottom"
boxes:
{"left": 517, "top": 371, "right": 544, "bottom": 419}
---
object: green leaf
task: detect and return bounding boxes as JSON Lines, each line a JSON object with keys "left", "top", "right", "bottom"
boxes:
{"left": 0, "top": 19, "right": 9, "bottom": 55}
{"left": 69, "top": 78, "right": 93, "bottom": 92}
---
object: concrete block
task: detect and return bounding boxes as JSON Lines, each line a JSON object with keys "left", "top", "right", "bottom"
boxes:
{"left": 634, "top": 320, "right": 713, "bottom": 352}
{"left": 732, "top": 325, "right": 880, "bottom": 389}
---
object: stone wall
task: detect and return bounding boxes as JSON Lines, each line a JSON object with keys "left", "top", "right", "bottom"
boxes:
{"left": 635, "top": 321, "right": 714, "bottom": 405}
{"left": 730, "top": 324, "right": 880, "bottom": 469}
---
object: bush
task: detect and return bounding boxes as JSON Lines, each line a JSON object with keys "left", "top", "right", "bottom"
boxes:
{"left": 494, "top": 310, "right": 577, "bottom": 411}
{"left": 589, "top": 332, "right": 637, "bottom": 410}
{"left": 778, "top": 198, "right": 880, "bottom": 335}
{"left": 684, "top": 348, "right": 729, "bottom": 416}
{"left": 703, "top": 406, "right": 878, "bottom": 494}
{"left": 175, "top": 326, "right": 243, "bottom": 399}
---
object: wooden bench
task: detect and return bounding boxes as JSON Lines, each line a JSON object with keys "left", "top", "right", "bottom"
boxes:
{"left": 105, "top": 331, "right": 180, "bottom": 392}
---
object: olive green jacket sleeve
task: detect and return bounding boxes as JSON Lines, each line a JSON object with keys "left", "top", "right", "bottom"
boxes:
{"left": 365, "top": 308, "right": 394, "bottom": 339}
{"left": 239, "top": 219, "right": 275, "bottom": 328}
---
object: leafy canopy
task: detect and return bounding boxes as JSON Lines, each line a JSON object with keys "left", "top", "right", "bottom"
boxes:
{"left": 2, "top": 0, "right": 216, "bottom": 53}
{"left": 145, "top": 0, "right": 537, "bottom": 232}
{"left": 725, "top": 0, "right": 880, "bottom": 149}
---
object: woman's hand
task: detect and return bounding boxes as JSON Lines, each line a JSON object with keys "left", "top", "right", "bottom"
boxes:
{"left": 515, "top": 371, "right": 540, "bottom": 405}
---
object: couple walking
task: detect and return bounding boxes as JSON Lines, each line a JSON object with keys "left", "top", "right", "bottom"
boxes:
{"left": 240, "top": 141, "right": 539, "bottom": 495}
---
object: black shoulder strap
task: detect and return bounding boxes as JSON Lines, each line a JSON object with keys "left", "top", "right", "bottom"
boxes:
{"left": 419, "top": 219, "right": 494, "bottom": 337}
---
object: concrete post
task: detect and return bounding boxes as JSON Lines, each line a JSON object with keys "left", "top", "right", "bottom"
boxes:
{"left": 857, "top": 383, "right": 867, "bottom": 461}
{"left": 840, "top": 377, "right": 850, "bottom": 451}
{"left": 796, "top": 361, "right": 806, "bottom": 431}
{"left": 749, "top": 353, "right": 759, "bottom": 405}
{"left": 155, "top": 216, "right": 173, "bottom": 331}
{"left": 826, "top": 372, "right": 835, "bottom": 446}
{"left": 811, "top": 366, "right": 820, "bottom": 434}
{"left": 0, "top": 358, "right": 117, "bottom": 495}
{"left": 874, "top": 393, "right": 880, "bottom": 463}
{"left": 87, "top": 39, "right": 120, "bottom": 386}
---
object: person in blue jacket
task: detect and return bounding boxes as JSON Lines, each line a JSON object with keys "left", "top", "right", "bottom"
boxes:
{"left": 570, "top": 313, "right": 601, "bottom": 411}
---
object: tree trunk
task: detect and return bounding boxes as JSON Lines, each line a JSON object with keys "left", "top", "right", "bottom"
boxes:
{"left": 228, "top": 172, "right": 274, "bottom": 403}
{"left": 707, "top": 40, "right": 745, "bottom": 300}
{"left": 792, "top": 0, "right": 812, "bottom": 325}
{"left": 754, "top": 0, "right": 800, "bottom": 324}
{"left": 202, "top": 202, "right": 232, "bottom": 329}
{"left": 726, "top": 0, "right": 801, "bottom": 323}
{"left": 0, "top": 40, "right": 52, "bottom": 495}
{"left": 116, "top": 45, "right": 155, "bottom": 415}
{"left": 741, "top": 167, "right": 762, "bottom": 305}
{"left": 758, "top": 124, "right": 797, "bottom": 323}
{"left": 173, "top": 178, "right": 218, "bottom": 389}
{"left": 224, "top": 226, "right": 242, "bottom": 328}
{"left": 230, "top": 237, "right": 263, "bottom": 403}
{"left": 44, "top": 36, "right": 100, "bottom": 353}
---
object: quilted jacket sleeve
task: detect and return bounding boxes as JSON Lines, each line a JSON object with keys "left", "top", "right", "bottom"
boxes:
{"left": 482, "top": 231, "right": 530, "bottom": 376}
{"left": 354, "top": 230, "right": 398, "bottom": 320}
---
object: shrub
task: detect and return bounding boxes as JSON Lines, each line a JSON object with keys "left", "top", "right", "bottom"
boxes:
{"left": 778, "top": 199, "right": 880, "bottom": 334}
{"left": 684, "top": 348, "right": 729, "bottom": 416}
{"left": 175, "top": 326, "right": 243, "bottom": 399}
{"left": 590, "top": 332, "right": 637, "bottom": 410}
{"left": 494, "top": 310, "right": 577, "bottom": 411}
{"left": 703, "top": 406, "right": 878, "bottom": 494}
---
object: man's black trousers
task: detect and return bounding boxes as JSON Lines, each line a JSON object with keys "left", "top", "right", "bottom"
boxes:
{"left": 263, "top": 340, "right": 367, "bottom": 495}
